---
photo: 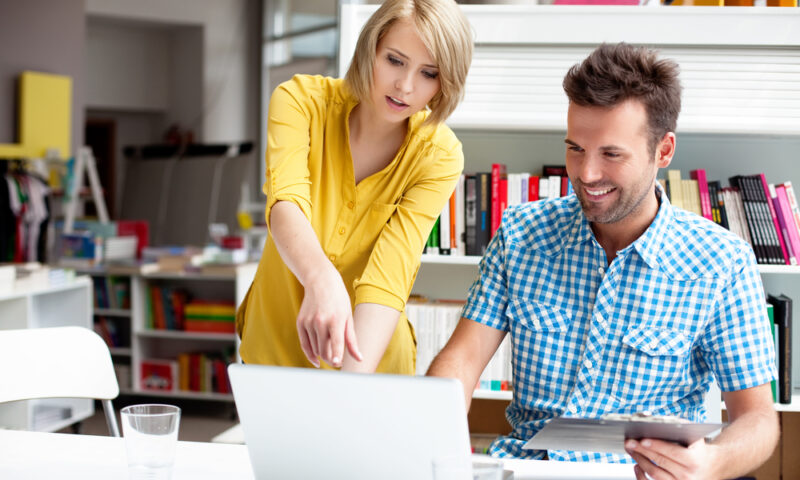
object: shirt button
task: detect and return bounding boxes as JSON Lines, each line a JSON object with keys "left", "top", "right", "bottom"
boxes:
{"left": 347, "top": 201, "right": 354, "bottom": 209}
{"left": 339, "top": 227, "right": 345, "bottom": 235}
{"left": 598, "top": 267, "right": 605, "bottom": 275}
{"left": 583, "top": 359, "right": 592, "bottom": 369}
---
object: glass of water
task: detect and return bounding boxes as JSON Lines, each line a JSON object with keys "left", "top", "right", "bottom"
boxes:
{"left": 121, "top": 404, "right": 181, "bottom": 480}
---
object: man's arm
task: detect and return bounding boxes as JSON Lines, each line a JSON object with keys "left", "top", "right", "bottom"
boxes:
{"left": 626, "top": 383, "right": 779, "bottom": 480}
{"left": 427, "top": 317, "right": 506, "bottom": 411}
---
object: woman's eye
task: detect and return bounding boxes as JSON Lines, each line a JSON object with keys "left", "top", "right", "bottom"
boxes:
{"left": 388, "top": 55, "right": 403, "bottom": 66}
{"left": 422, "top": 70, "right": 439, "bottom": 79}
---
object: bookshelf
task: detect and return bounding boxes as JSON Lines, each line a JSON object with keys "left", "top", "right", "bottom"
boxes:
{"left": 80, "top": 264, "right": 256, "bottom": 403}
{"left": 340, "top": 5, "right": 800, "bottom": 459}
{"left": 0, "top": 276, "right": 94, "bottom": 432}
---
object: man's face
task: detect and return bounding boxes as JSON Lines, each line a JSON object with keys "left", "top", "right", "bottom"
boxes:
{"left": 565, "top": 99, "right": 667, "bottom": 228}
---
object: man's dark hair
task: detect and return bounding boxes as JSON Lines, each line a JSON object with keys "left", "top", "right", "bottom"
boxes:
{"left": 563, "top": 43, "right": 682, "bottom": 156}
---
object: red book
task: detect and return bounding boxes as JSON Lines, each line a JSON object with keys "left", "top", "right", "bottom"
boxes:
{"left": 140, "top": 359, "right": 177, "bottom": 392}
{"left": 150, "top": 285, "right": 166, "bottom": 330}
{"left": 490, "top": 163, "right": 507, "bottom": 237}
{"left": 560, "top": 177, "right": 569, "bottom": 197}
{"left": 184, "top": 320, "right": 236, "bottom": 334}
{"left": 689, "top": 169, "right": 714, "bottom": 221}
{"left": 528, "top": 176, "right": 540, "bottom": 201}
{"left": 116, "top": 220, "right": 149, "bottom": 259}
{"left": 449, "top": 191, "right": 457, "bottom": 250}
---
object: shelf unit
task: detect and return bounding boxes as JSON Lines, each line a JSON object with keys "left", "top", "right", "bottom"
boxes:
{"left": 80, "top": 264, "right": 257, "bottom": 402}
{"left": 0, "top": 276, "right": 93, "bottom": 432}
{"left": 342, "top": 7, "right": 800, "bottom": 463}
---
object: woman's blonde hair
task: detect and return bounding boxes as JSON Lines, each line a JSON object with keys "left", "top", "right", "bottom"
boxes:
{"left": 345, "top": 0, "right": 473, "bottom": 126}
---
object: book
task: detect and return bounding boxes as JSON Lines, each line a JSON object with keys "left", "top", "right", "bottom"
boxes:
{"left": 477, "top": 172, "right": 491, "bottom": 254}
{"left": 490, "top": 163, "right": 507, "bottom": 237}
{"left": 743, "top": 175, "right": 783, "bottom": 264}
{"left": 454, "top": 176, "right": 465, "bottom": 256}
{"left": 729, "top": 176, "right": 771, "bottom": 264}
{"left": 528, "top": 175, "right": 540, "bottom": 202}
{"left": 773, "top": 184, "right": 799, "bottom": 265}
{"left": 782, "top": 181, "right": 800, "bottom": 245}
{"left": 682, "top": 179, "right": 701, "bottom": 216}
{"left": 464, "top": 175, "right": 479, "bottom": 256}
{"left": 767, "top": 293, "right": 793, "bottom": 404}
{"left": 689, "top": 169, "right": 714, "bottom": 221}
{"left": 707, "top": 181, "right": 729, "bottom": 229}
{"left": 666, "top": 169, "right": 684, "bottom": 209}
{"left": 140, "top": 358, "right": 178, "bottom": 392}
{"left": 439, "top": 195, "right": 451, "bottom": 255}
{"left": 767, "top": 303, "right": 778, "bottom": 403}
{"left": 758, "top": 174, "right": 791, "bottom": 265}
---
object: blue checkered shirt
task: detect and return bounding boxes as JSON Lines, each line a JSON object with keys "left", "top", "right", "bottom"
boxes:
{"left": 462, "top": 187, "right": 777, "bottom": 463}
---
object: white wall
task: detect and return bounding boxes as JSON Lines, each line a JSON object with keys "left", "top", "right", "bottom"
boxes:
{"left": 85, "top": 0, "right": 260, "bottom": 144}
{"left": 86, "top": 21, "right": 171, "bottom": 112}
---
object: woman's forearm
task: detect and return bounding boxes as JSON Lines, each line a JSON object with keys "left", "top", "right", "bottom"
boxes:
{"left": 341, "top": 303, "right": 401, "bottom": 373}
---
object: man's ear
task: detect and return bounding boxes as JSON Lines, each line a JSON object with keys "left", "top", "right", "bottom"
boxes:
{"left": 656, "top": 132, "right": 676, "bottom": 169}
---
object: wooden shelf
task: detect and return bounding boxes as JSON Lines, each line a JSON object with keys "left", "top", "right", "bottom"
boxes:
{"left": 125, "top": 389, "right": 234, "bottom": 402}
{"left": 137, "top": 330, "right": 236, "bottom": 342}
{"left": 94, "top": 308, "right": 131, "bottom": 317}
{"left": 473, "top": 389, "right": 512, "bottom": 401}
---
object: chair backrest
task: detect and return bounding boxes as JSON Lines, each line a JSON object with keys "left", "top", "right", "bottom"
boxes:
{"left": 0, "top": 326, "right": 120, "bottom": 435}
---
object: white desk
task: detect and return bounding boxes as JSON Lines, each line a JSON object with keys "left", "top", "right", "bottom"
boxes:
{"left": 0, "top": 430, "right": 636, "bottom": 479}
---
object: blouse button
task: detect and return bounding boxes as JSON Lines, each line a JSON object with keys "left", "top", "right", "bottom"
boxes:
{"left": 329, "top": 255, "right": 336, "bottom": 262}
{"left": 347, "top": 201, "right": 354, "bottom": 209}
{"left": 339, "top": 227, "right": 345, "bottom": 235}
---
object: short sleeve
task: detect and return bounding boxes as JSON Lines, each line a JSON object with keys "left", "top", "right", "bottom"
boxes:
{"left": 461, "top": 226, "right": 509, "bottom": 332}
{"left": 699, "top": 246, "right": 777, "bottom": 392}
{"left": 354, "top": 143, "right": 463, "bottom": 311}
{"left": 262, "top": 78, "right": 315, "bottom": 230}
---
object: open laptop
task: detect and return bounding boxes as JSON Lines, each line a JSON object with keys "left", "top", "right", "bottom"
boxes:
{"left": 228, "top": 364, "right": 472, "bottom": 480}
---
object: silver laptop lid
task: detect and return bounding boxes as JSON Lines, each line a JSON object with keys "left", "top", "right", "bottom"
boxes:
{"left": 228, "top": 364, "right": 471, "bottom": 480}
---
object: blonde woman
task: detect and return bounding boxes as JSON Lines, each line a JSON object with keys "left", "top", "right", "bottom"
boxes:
{"left": 237, "top": 0, "right": 473, "bottom": 374}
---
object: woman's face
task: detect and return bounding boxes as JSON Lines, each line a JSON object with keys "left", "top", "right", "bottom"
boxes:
{"left": 370, "top": 18, "right": 441, "bottom": 124}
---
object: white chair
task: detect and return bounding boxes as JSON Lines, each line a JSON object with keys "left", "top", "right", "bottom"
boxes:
{"left": 0, "top": 326, "right": 120, "bottom": 436}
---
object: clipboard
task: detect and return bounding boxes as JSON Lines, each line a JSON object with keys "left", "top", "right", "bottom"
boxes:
{"left": 523, "top": 416, "right": 725, "bottom": 454}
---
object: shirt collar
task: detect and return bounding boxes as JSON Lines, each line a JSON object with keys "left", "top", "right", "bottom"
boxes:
{"left": 563, "top": 182, "right": 672, "bottom": 270}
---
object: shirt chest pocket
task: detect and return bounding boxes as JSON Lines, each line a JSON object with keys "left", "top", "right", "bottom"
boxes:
{"left": 611, "top": 327, "right": 694, "bottom": 403}
{"left": 358, "top": 203, "right": 397, "bottom": 250}
{"left": 507, "top": 299, "right": 573, "bottom": 333}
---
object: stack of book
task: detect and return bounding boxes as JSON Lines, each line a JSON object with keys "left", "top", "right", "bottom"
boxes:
{"left": 176, "top": 349, "right": 234, "bottom": 394}
{"left": 662, "top": 169, "right": 800, "bottom": 266}
{"left": 406, "top": 298, "right": 512, "bottom": 393}
{"left": 426, "top": 164, "right": 573, "bottom": 256}
{"left": 183, "top": 301, "right": 236, "bottom": 334}
{"left": 92, "top": 276, "right": 131, "bottom": 310}
{"left": 146, "top": 285, "right": 188, "bottom": 330}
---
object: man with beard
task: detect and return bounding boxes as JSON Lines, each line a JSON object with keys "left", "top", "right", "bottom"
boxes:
{"left": 428, "top": 43, "right": 778, "bottom": 480}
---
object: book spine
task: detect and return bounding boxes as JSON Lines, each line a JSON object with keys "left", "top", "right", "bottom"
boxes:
{"left": 748, "top": 176, "right": 782, "bottom": 264}
{"left": 667, "top": 169, "right": 684, "bottom": 209}
{"left": 528, "top": 175, "right": 539, "bottom": 202}
{"left": 464, "top": 175, "right": 479, "bottom": 256}
{"left": 730, "top": 177, "right": 767, "bottom": 264}
{"left": 478, "top": 172, "right": 491, "bottom": 254}
{"left": 777, "top": 185, "right": 800, "bottom": 266}
{"left": 455, "top": 175, "right": 466, "bottom": 256}
{"left": 439, "top": 196, "right": 451, "bottom": 255}
{"left": 758, "top": 174, "right": 790, "bottom": 265}
{"left": 490, "top": 163, "right": 506, "bottom": 237}
{"left": 782, "top": 181, "right": 800, "bottom": 246}
{"left": 690, "top": 169, "right": 714, "bottom": 221}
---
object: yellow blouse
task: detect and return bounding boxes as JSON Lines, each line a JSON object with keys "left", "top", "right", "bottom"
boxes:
{"left": 236, "top": 75, "right": 464, "bottom": 373}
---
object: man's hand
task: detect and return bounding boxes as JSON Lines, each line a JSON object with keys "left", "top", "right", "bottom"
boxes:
{"left": 296, "top": 264, "right": 362, "bottom": 368}
{"left": 625, "top": 437, "right": 720, "bottom": 480}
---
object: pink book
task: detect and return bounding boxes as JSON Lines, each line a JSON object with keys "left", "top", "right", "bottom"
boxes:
{"left": 759, "top": 173, "right": 790, "bottom": 265}
{"left": 782, "top": 181, "right": 800, "bottom": 240}
{"left": 772, "top": 185, "right": 798, "bottom": 265}
{"left": 689, "top": 169, "right": 714, "bottom": 221}
{"left": 777, "top": 184, "right": 800, "bottom": 265}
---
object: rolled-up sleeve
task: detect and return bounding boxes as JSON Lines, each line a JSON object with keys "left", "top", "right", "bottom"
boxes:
{"left": 353, "top": 143, "right": 464, "bottom": 311}
{"left": 263, "top": 80, "right": 314, "bottom": 230}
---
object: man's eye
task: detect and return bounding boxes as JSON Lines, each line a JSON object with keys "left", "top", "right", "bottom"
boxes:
{"left": 567, "top": 146, "right": 582, "bottom": 152}
{"left": 605, "top": 152, "right": 620, "bottom": 158}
